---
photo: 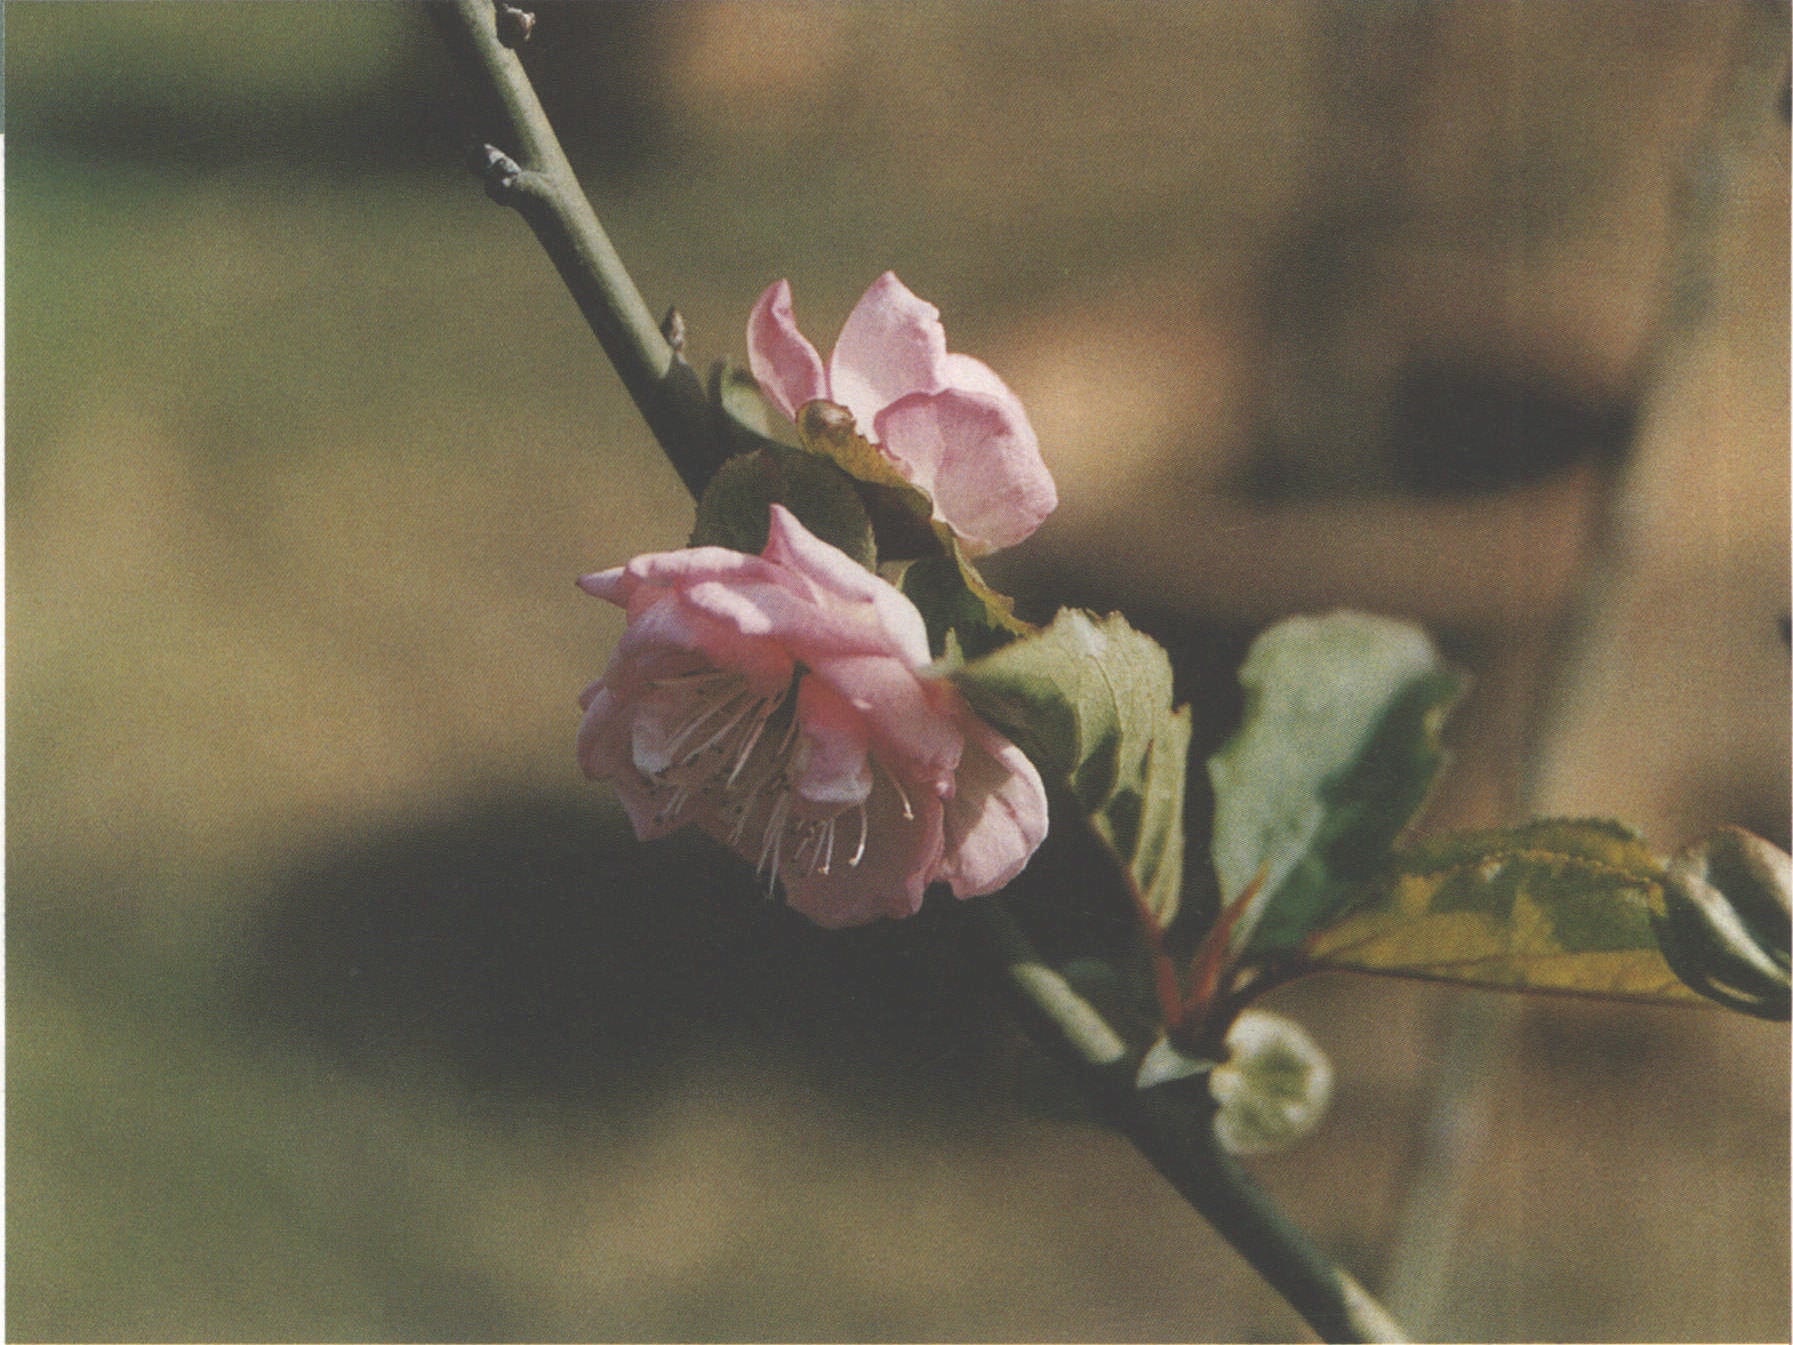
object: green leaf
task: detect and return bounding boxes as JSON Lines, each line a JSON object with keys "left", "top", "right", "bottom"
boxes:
{"left": 708, "top": 358, "right": 786, "bottom": 452}
{"left": 689, "top": 442, "right": 875, "bottom": 569}
{"left": 1207, "top": 612, "right": 1463, "bottom": 958}
{"left": 952, "top": 609, "right": 1192, "bottom": 927}
{"left": 1304, "top": 819, "right": 1709, "bottom": 1006}
{"left": 899, "top": 545, "right": 1031, "bottom": 660}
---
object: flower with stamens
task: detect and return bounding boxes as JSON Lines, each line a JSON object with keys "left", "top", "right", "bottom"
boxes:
{"left": 578, "top": 505, "right": 1049, "bottom": 927}
{"left": 748, "top": 271, "right": 1057, "bottom": 554}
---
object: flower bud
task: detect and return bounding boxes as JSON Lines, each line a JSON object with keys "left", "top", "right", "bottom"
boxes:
{"left": 1208, "top": 1010, "right": 1334, "bottom": 1156}
{"left": 1657, "top": 826, "right": 1791, "bottom": 1020}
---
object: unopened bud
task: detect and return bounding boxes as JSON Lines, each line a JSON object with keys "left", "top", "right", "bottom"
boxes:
{"left": 1658, "top": 826, "right": 1791, "bottom": 1020}
{"left": 661, "top": 306, "right": 688, "bottom": 358}
{"left": 496, "top": 4, "right": 535, "bottom": 47}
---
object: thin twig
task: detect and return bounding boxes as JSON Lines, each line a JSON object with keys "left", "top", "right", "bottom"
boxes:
{"left": 429, "top": 0, "right": 727, "bottom": 498}
{"left": 431, "top": 6, "right": 1406, "bottom": 1340}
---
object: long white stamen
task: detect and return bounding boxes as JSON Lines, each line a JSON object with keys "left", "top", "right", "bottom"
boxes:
{"left": 775, "top": 706, "right": 802, "bottom": 759}
{"left": 651, "top": 669, "right": 735, "bottom": 689}
{"left": 791, "top": 820, "right": 822, "bottom": 874}
{"left": 849, "top": 803, "right": 868, "bottom": 867}
{"left": 725, "top": 795, "right": 755, "bottom": 846}
{"left": 725, "top": 689, "right": 785, "bottom": 788}
{"left": 663, "top": 684, "right": 749, "bottom": 759}
{"left": 766, "top": 814, "right": 789, "bottom": 893}
{"left": 882, "top": 763, "right": 915, "bottom": 822}
{"left": 654, "top": 780, "right": 696, "bottom": 826}
{"left": 679, "top": 690, "right": 759, "bottom": 764}
{"left": 757, "top": 790, "right": 792, "bottom": 878}
{"left": 819, "top": 817, "right": 837, "bottom": 876}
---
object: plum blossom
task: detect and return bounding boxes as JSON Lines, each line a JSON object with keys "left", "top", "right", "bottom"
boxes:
{"left": 578, "top": 504, "right": 1048, "bottom": 927}
{"left": 748, "top": 272, "right": 1057, "bottom": 554}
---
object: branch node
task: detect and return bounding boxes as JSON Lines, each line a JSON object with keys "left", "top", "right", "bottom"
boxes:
{"left": 660, "top": 307, "right": 689, "bottom": 360}
{"left": 477, "top": 143, "right": 525, "bottom": 203}
{"left": 496, "top": 4, "right": 536, "bottom": 47}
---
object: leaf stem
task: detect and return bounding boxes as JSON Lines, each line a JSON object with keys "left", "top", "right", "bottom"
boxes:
{"left": 430, "top": 0, "right": 727, "bottom": 498}
{"left": 969, "top": 902, "right": 1407, "bottom": 1344}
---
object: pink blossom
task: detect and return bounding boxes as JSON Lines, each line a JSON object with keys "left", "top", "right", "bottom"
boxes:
{"left": 578, "top": 505, "right": 1049, "bottom": 927}
{"left": 748, "top": 272, "right": 1057, "bottom": 554}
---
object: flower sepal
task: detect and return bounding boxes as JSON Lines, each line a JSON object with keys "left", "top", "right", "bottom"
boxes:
{"left": 1136, "top": 1033, "right": 1219, "bottom": 1090}
{"left": 691, "top": 438, "right": 877, "bottom": 570}
{"left": 796, "top": 398, "right": 942, "bottom": 560}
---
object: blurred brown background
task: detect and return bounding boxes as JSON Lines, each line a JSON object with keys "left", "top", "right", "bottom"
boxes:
{"left": 8, "top": 2, "right": 1789, "bottom": 1340}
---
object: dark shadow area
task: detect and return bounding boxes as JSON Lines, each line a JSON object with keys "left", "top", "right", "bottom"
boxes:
{"left": 1243, "top": 350, "right": 1638, "bottom": 501}
{"left": 6, "top": 3, "right": 678, "bottom": 182}
{"left": 234, "top": 791, "right": 1158, "bottom": 1127}
{"left": 1385, "top": 357, "right": 1636, "bottom": 495}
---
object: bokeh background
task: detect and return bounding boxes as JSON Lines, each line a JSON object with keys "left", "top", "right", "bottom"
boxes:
{"left": 9, "top": 2, "right": 1789, "bottom": 1340}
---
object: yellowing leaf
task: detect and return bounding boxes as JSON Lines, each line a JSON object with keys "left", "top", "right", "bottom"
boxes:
{"left": 1306, "top": 820, "right": 1708, "bottom": 1006}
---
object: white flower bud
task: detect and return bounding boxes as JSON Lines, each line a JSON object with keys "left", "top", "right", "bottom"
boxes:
{"left": 1209, "top": 1010, "right": 1334, "bottom": 1156}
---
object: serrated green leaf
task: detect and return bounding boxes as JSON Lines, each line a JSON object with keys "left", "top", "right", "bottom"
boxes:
{"left": 1305, "top": 820, "right": 1709, "bottom": 1006}
{"left": 689, "top": 442, "right": 875, "bottom": 568}
{"left": 1136, "top": 703, "right": 1194, "bottom": 924}
{"left": 953, "top": 609, "right": 1191, "bottom": 926}
{"left": 1208, "top": 612, "right": 1463, "bottom": 958}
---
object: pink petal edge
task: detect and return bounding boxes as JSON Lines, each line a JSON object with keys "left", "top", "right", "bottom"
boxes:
{"left": 827, "top": 271, "right": 951, "bottom": 434}
{"left": 761, "top": 505, "right": 933, "bottom": 666}
{"left": 875, "top": 388, "right": 1057, "bottom": 552}
{"left": 747, "top": 279, "right": 829, "bottom": 421}
{"left": 936, "top": 719, "right": 1049, "bottom": 897}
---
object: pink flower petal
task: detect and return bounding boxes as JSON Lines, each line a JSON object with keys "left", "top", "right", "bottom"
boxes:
{"left": 936, "top": 718, "right": 1049, "bottom": 897}
{"left": 790, "top": 676, "right": 875, "bottom": 806}
{"left": 762, "top": 505, "right": 932, "bottom": 666}
{"left": 747, "top": 279, "right": 829, "bottom": 420}
{"left": 942, "top": 351, "right": 1023, "bottom": 406}
{"left": 827, "top": 271, "right": 951, "bottom": 432}
{"left": 598, "top": 545, "right": 804, "bottom": 609}
{"left": 874, "top": 388, "right": 1057, "bottom": 552}
{"left": 576, "top": 565, "right": 628, "bottom": 603}
{"left": 604, "top": 593, "right": 795, "bottom": 694}
{"left": 807, "top": 653, "right": 963, "bottom": 786}
{"left": 576, "top": 491, "right": 1049, "bottom": 928}
{"left": 577, "top": 687, "right": 685, "bottom": 840}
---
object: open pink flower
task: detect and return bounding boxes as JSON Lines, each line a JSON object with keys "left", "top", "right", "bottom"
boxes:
{"left": 578, "top": 504, "right": 1048, "bottom": 927}
{"left": 748, "top": 272, "right": 1057, "bottom": 554}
